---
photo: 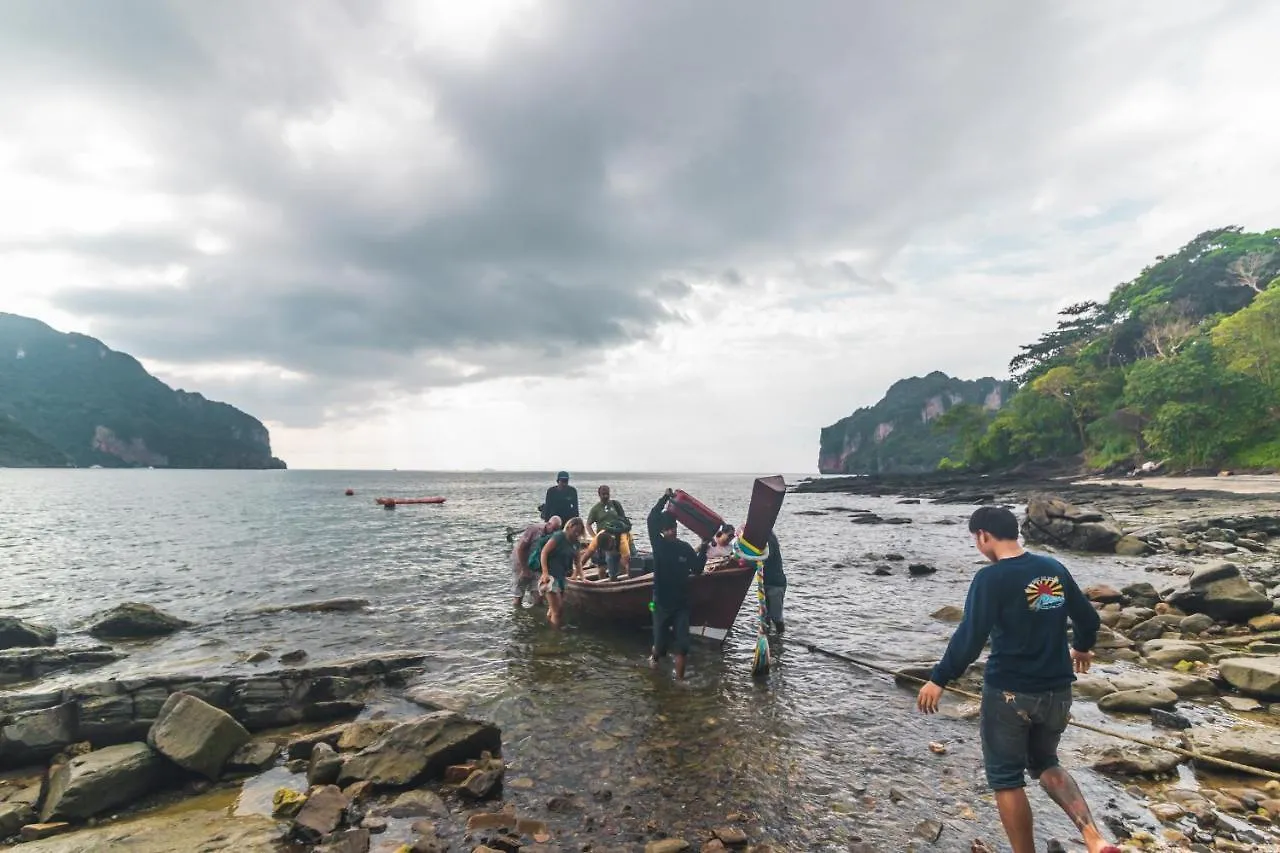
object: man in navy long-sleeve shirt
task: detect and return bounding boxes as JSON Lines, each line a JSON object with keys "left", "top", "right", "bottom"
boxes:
{"left": 917, "top": 506, "right": 1118, "bottom": 853}
{"left": 647, "top": 489, "right": 709, "bottom": 680}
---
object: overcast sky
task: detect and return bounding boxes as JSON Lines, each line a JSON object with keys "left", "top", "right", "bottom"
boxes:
{"left": 3, "top": 1, "right": 1278, "bottom": 472}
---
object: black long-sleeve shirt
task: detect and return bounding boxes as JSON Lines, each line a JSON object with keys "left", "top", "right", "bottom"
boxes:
{"left": 647, "top": 495, "right": 707, "bottom": 610}
{"left": 929, "top": 552, "right": 1100, "bottom": 693}
{"left": 541, "top": 485, "right": 579, "bottom": 522}
{"left": 763, "top": 531, "right": 785, "bottom": 588}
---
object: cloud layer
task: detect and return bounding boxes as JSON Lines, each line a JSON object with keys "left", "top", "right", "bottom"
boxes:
{"left": 3, "top": 1, "right": 1279, "bottom": 468}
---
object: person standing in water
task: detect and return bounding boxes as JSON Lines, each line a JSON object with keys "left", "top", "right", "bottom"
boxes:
{"left": 511, "top": 516, "right": 561, "bottom": 606}
{"left": 762, "top": 530, "right": 786, "bottom": 635}
{"left": 587, "top": 484, "right": 633, "bottom": 579}
{"left": 647, "top": 489, "right": 709, "bottom": 679}
{"left": 541, "top": 472, "right": 579, "bottom": 524}
{"left": 538, "top": 517, "right": 585, "bottom": 629}
{"left": 917, "top": 506, "right": 1118, "bottom": 853}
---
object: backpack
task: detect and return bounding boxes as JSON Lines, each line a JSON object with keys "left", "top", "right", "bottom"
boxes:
{"left": 526, "top": 533, "right": 555, "bottom": 571}
{"left": 600, "top": 501, "right": 632, "bottom": 534}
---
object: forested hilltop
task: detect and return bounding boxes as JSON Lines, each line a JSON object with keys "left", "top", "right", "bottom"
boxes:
{"left": 937, "top": 226, "right": 1280, "bottom": 473}
{"left": 0, "top": 312, "right": 286, "bottom": 469}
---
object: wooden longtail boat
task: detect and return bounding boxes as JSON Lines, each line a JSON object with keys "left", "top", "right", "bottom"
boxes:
{"left": 563, "top": 559, "right": 756, "bottom": 643}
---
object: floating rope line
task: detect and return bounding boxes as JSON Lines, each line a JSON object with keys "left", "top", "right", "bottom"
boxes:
{"left": 796, "top": 638, "right": 1280, "bottom": 783}
{"left": 733, "top": 533, "right": 772, "bottom": 678}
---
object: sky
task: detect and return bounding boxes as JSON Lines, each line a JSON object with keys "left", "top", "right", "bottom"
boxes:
{"left": 2, "top": 1, "right": 1279, "bottom": 473}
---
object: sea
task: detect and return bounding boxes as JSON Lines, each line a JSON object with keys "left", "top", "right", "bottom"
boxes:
{"left": 1, "top": 469, "right": 1148, "bottom": 851}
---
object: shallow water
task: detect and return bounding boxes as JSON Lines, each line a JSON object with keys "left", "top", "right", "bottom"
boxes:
{"left": 0, "top": 470, "right": 1237, "bottom": 850}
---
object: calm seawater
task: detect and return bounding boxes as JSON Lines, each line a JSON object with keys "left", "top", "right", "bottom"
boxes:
{"left": 1, "top": 470, "right": 1155, "bottom": 851}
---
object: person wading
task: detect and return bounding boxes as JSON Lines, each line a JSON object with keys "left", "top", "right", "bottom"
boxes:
{"left": 647, "top": 489, "right": 709, "bottom": 680}
{"left": 511, "top": 516, "right": 561, "bottom": 606}
{"left": 539, "top": 517, "right": 585, "bottom": 629}
{"left": 917, "top": 506, "right": 1118, "bottom": 853}
{"left": 541, "top": 472, "right": 579, "bottom": 524}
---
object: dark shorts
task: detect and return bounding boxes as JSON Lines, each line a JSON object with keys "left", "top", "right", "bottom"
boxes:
{"left": 652, "top": 604, "right": 691, "bottom": 657}
{"left": 764, "top": 585, "right": 785, "bottom": 623}
{"left": 980, "top": 685, "right": 1071, "bottom": 790}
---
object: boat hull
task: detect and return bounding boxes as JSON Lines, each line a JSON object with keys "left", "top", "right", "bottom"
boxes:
{"left": 563, "top": 562, "right": 755, "bottom": 643}
{"left": 375, "top": 497, "right": 446, "bottom": 505}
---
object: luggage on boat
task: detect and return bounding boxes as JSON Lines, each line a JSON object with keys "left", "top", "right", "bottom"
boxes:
{"left": 667, "top": 490, "right": 724, "bottom": 541}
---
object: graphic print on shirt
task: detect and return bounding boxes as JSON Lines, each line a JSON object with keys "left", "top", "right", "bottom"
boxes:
{"left": 1025, "top": 576, "right": 1065, "bottom": 611}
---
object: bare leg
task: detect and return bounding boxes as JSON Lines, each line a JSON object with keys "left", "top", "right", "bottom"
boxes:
{"left": 1039, "top": 767, "right": 1110, "bottom": 853}
{"left": 546, "top": 592, "right": 563, "bottom": 628}
{"left": 994, "top": 788, "right": 1036, "bottom": 853}
{"left": 674, "top": 653, "right": 687, "bottom": 680}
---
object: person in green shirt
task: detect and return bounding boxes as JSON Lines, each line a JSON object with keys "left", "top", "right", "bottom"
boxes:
{"left": 586, "top": 484, "right": 632, "bottom": 579}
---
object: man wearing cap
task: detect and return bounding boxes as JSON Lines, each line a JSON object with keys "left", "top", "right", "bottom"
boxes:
{"left": 541, "top": 472, "right": 580, "bottom": 525}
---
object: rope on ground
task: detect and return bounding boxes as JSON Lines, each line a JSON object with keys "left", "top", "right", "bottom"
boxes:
{"left": 795, "top": 638, "right": 1280, "bottom": 783}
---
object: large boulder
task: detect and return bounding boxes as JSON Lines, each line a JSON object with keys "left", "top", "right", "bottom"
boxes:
{"left": 0, "top": 617, "right": 57, "bottom": 650}
{"left": 1190, "top": 728, "right": 1280, "bottom": 772}
{"left": 1022, "top": 495, "right": 1124, "bottom": 553}
{"left": 40, "top": 743, "right": 166, "bottom": 821}
{"left": 1164, "top": 563, "right": 1273, "bottom": 624}
{"left": 1110, "top": 672, "right": 1218, "bottom": 698}
{"left": 1091, "top": 745, "right": 1185, "bottom": 777}
{"left": 337, "top": 711, "right": 501, "bottom": 789}
{"left": 1098, "top": 688, "right": 1178, "bottom": 714}
{"left": 88, "top": 603, "right": 192, "bottom": 640}
{"left": 1218, "top": 658, "right": 1280, "bottom": 699}
{"left": 0, "top": 703, "right": 77, "bottom": 766}
{"left": 147, "top": 693, "right": 251, "bottom": 779}
{"left": 1140, "top": 639, "right": 1211, "bottom": 668}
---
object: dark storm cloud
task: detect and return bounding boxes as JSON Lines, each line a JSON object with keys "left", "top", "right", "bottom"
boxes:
{"left": 1, "top": 0, "right": 1100, "bottom": 423}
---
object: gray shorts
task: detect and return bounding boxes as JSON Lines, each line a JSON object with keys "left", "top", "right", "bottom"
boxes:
{"left": 765, "top": 585, "right": 785, "bottom": 623}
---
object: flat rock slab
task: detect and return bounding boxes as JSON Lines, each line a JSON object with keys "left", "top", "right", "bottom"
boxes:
{"left": 147, "top": 692, "right": 251, "bottom": 779}
{"left": 1191, "top": 728, "right": 1280, "bottom": 772}
{"left": 293, "top": 784, "right": 350, "bottom": 843}
{"left": 338, "top": 711, "right": 501, "bottom": 789}
{"left": 1140, "top": 639, "right": 1212, "bottom": 667}
{"left": 17, "top": 805, "right": 281, "bottom": 852}
{"left": 1218, "top": 657, "right": 1280, "bottom": 700}
{"left": 252, "top": 598, "right": 370, "bottom": 615}
{"left": 40, "top": 742, "right": 166, "bottom": 822}
{"left": 0, "top": 647, "right": 125, "bottom": 687}
{"left": 1098, "top": 687, "right": 1179, "bottom": 714}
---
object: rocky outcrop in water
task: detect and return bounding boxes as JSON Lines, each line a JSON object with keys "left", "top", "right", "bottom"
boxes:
{"left": 87, "top": 603, "right": 194, "bottom": 639}
{"left": 0, "top": 651, "right": 431, "bottom": 769}
{"left": 1022, "top": 495, "right": 1124, "bottom": 553}
{"left": 0, "top": 618, "right": 57, "bottom": 650}
{"left": 1164, "top": 563, "right": 1274, "bottom": 623}
{"left": 0, "top": 647, "right": 124, "bottom": 687}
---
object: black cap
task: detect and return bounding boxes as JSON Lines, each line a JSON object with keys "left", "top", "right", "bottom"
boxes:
{"left": 557, "top": 471, "right": 570, "bottom": 481}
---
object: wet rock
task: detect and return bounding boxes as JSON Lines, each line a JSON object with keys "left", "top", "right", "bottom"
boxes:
{"left": 1023, "top": 495, "right": 1124, "bottom": 553}
{"left": 1098, "top": 688, "right": 1179, "bottom": 714}
{"left": 1122, "top": 582, "right": 1162, "bottom": 608}
{"left": 1151, "top": 708, "right": 1192, "bottom": 730}
{"left": 286, "top": 758, "right": 308, "bottom": 774}
{"left": 1116, "top": 536, "right": 1154, "bottom": 557}
{"left": 337, "top": 721, "right": 397, "bottom": 751}
{"left": 713, "top": 826, "right": 748, "bottom": 846}
{"left": 361, "top": 815, "right": 388, "bottom": 833}
{"left": 1110, "top": 671, "right": 1217, "bottom": 698}
{"left": 1114, "top": 607, "right": 1155, "bottom": 631}
{"left": 280, "top": 650, "right": 308, "bottom": 665}
{"left": 147, "top": 692, "right": 251, "bottom": 780}
{"left": 1200, "top": 541, "right": 1238, "bottom": 556}
{"left": 1074, "top": 676, "right": 1117, "bottom": 699}
{"left": 376, "top": 788, "right": 448, "bottom": 818}
{"left": 1086, "top": 585, "right": 1125, "bottom": 604}
{"left": 645, "top": 841, "right": 690, "bottom": 853}
{"left": 871, "top": 566, "right": 892, "bottom": 576}
{"left": 1141, "top": 639, "right": 1212, "bottom": 667}
{"left": 337, "top": 711, "right": 501, "bottom": 789}
{"left": 1181, "top": 614, "right": 1217, "bottom": 635}
{"left": 320, "top": 828, "right": 371, "bottom": 853}
{"left": 227, "top": 739, "right": 279, "bottom": 773}
{"left": 0, "top": 702, "right": 76, "bottom": 766}
{"left": 467, "top": 812, "right": 517, "bottom": 831}
{"left": 1191, "top": 728, "right": 1280, "bottom": 772}
{"left": 87, "top": 602, "right": 193, "bottom": 639}
{"left": 1218, "top": 657, "right": 1280, "bottom": 699}
{"left": 1221, "top": 696, "right": 1263, "bottom": 712}
{"left": 0, "top": 646, "right": 125, "bottom": 687}
{"left": 309, "top": 742, "right": 343, "bottom": 786}
{"left": 1248, "top": 613, "right": 1280, "bottom": 632}
{"left": 1129, "top": 615, "right": 1184, "bottom": 643}
{"left": 884, "top": 553, "right": 905, "bottom": 562}
{"left": 908, "top": 564, "right": 936, "bottom": 577}
{"left": 253, "top": 598, "right": 370, "bottom": 615}
{"left": 245, "top": 650, "right": 272, "bottom": 664}
{"left": 292, "top": 784, "right": 349, "bottom": 843}
{"left": 20, "top": 823, "right": 71, "bottom": 841}
{"left": 272, "top": 787, "right": 308, "bottom": 818}
{"left": 286, "top": 723, "right": 354, "bottom": 760}
{"left": 0, "top": 617, "right": 57, "bottom": 649}
{"left": 1166, "top": 563, "right": 1274, "bottom": 624}
{"left": 1091, "top": 745, "right": 1185, "bottom": 777}
{"left": 914, "top": 819, "right": 944, "bottom": 842}
{"left": 930, "top": 606, "right": 964, "bottom": 623}
{"left": 458, "top": 755, "right": 505, "bottom": 799}
{"left": 0, "top": 800, "right": 35, "bottom": 836}
{"left": 1150, "top": 802, "right": 1186, "bottom": 822}
{"left": 40, "top": 742, "right": 166, "bottom": 821}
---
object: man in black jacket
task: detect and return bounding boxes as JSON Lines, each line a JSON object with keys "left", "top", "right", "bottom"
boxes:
{"left": 541, "top": 471, "right": 579, "bottom": 523}
{"left": 763, "top": 531, "right": 786, "bottom": 635}
{"left": 647, "top": 489, "right": 709, "bottom": 679}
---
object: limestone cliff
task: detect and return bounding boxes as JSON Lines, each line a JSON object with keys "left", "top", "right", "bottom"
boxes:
{"left": 819, "top": 372, "right": 1009, "bottom": 474}
{"left": 0, "top": 313, "right": 286, "bottom": 469}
